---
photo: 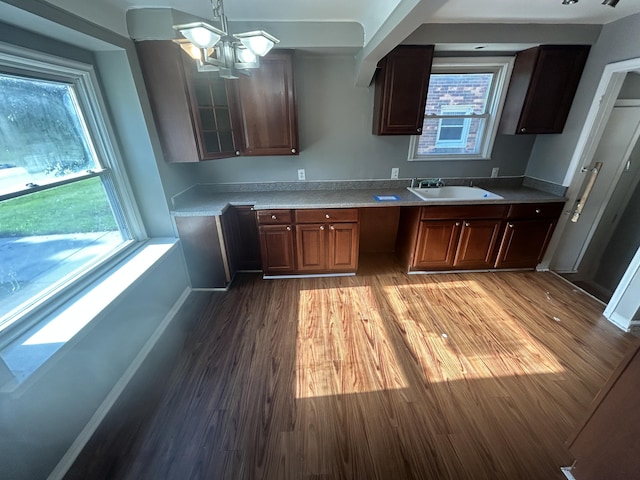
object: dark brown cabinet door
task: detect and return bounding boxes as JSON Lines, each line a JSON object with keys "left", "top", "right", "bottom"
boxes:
{"left": 499, "top": 45, "right": 590, "bottom": 134}
{"left": 295, "top": 224, "right": 327, "bottom": 272}
{"left": 453, "top": 220, "right": 503, "bottom": 269}
{"left": 328, "top": 223, "right": 360, "bottom": 272}
{"left": 259, "top": 224, "right": 295, "bottom": 274}
{"left": 413, "top": 220, "right": 461, "bottom": 269}
{"left": 235, "top": 50, "right": 299, "bottom": 155}
{"left": 136, "top": 40, "right": 240, "bottom": 162}
{"left": 494, "top": 219, "right": 557, "bottom": 269}
{"left": 373, "top": 45, "right": 434, "bottom": 135}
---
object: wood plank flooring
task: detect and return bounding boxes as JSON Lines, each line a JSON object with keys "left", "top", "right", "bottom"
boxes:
{"left": 66, "top": 255, "right": 636, "bottom": 480}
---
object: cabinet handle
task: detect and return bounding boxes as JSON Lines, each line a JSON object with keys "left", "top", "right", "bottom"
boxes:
{"left": 235, "top": 150, "right": 241, "bottom": 156}
{"left": 320, "top": 225, "right": 325, "bottom": 230}
{"left": 455, "top": 222, "right": 460, "bottom": 226}
{"left": 464, "top": 222, "right": 470, "bottom": 227}
{"left": 325, "top": 214, "right": 330, "bottom": 219}
{"left": 271, "top": 215, "right": 277, "bottom": 220}
{"left": 508, "top": 223, "right": 514, "bottom": 228}
{"left": 330, "top": 225, "right": 335, "bottom": 230}
{"left": 286, "top": 226, "right": 291, "bottom": 231}
{"left": 535, "top": 208, "right": 541, "bottom": 214}
{"left": 417, "top": 127, "right": 422, "bottom": 133}
{"left": 291, "top": 148, "right": 296, "bottom": 153}
{"left": 520, "top": 128, "right": 526, "bottom": 133}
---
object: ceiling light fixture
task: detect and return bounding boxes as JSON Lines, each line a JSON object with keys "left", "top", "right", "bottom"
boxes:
{"left": 173, "top": 0, "right": 279, "bottom": 79}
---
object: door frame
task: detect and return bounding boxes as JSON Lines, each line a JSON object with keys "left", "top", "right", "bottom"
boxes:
{"left": 545, "top": 57, "right": 640, "bottom": 331}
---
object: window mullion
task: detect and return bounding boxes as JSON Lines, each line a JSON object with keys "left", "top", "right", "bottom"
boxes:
{"left": 0, "top": 169, "right": 108, "bottom": 202}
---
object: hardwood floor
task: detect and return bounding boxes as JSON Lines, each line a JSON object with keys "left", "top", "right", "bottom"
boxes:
{"left": 66, "top": 255, "right": 635, "bottom": 480}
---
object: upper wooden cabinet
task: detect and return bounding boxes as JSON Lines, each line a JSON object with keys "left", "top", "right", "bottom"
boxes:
{"left": 498, "top": 45, "right": 590, "bottom": 135}
{"left": 234, "top": 50, "right": 299, "bottom": 155}
{"left": 136, "top": 41, "right": 298, "bottom": 162}
{"left": 373, "top": 45, "right": 434, "bottom": 135}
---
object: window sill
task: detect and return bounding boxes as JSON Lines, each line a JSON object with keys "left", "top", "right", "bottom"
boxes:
{"left": 0, "top": 238, "right": 179, "bottom": 394}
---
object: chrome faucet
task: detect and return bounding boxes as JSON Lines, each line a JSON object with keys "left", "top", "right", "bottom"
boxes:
{"left": 418, "top": 178, "right": 445, "bottom": 188}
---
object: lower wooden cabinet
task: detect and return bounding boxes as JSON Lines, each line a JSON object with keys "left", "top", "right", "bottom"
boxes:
{"left": 454, "top": 219, "right": 503, "bottom": 269}
{"left": 413, "top": 220, "right": 461, "bottom": 269}
{"left": 296, "top": 222, "right": 359, "bottom": 273}
{"left": 397, "top": 202, "right": 564, "bottom": 272}
{"left": 259, "top": 224, "right": 296, "bottom": 274}
{"left": 257, "top": 208, "right": 360, "bottom": 275}
{"left": 494, "top": 219, "right": 557, "bottom": 269}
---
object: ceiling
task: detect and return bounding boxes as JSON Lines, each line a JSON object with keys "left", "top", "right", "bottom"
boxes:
{"left": 40, "top": 0, "right": 640, "bottom": 85}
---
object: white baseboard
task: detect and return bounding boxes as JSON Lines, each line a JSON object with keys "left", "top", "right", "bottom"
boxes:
{"left": 46, "top": 287, "right": 192, "bottom": 480}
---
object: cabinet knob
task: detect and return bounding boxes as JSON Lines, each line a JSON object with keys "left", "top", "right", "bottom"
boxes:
{"left": 417, "top": 127, "right": 422, "bottom": 133}
{"left": 235, "top": 150, "right": 241, "bottom": 156}
{"left": 320, "top": 225, "right": 325, "bottom": 230}
{"left": 455, "top": 222, "right": 460, "bottom": 226}
{"left": 520, "top": 128, "right": 526, "bottom": 133}
{"left": 508, "top": 223, "right": 514, "bottom": 228}
{"left": 286, "top": 226, "right": 291, "bottom": 231}
{"left": 464, "top": 222, "right": 470, "bottom": 227}
{"left": 330, "top": 225, "right": 335, "bottom": 230}
{"left": 325, "top": 214, "right": 330, "bottom": 219}
{"left": 291, "top": 148, "right": 296, "bottom": 153}
{"left": 535, "top": 208, "right": 541, "bottom": 214}
{"left": 271, "top": 215, "right": 277, "bottom": 220}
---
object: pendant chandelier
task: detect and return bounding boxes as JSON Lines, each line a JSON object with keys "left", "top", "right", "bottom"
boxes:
{"left": 173, "top": 0, "right": 279, "bottom": 79}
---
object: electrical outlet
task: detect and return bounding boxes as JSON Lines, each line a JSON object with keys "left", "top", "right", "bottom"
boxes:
{"left": 491, "top": 167, "right": 499, "bottom": 178}
{"left": 391, "top": 168, "right": 399, "bottom": 179}
{"left": 297, "top": 168, "right": 306, "bottom": 181}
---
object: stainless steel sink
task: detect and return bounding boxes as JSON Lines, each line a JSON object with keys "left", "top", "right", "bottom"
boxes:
{"left": 407, "top": 185, "right": 503, "bottom": 201}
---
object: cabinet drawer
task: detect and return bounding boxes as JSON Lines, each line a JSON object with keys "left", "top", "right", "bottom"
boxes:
{"left": 295, "top": 208, "right": 359, "bottom": 224}
{"left": 256, "top": 209, "right": 292, "bottom": 224}
{"left": 420, "top": 205, "right": 507, "bottom": 220}
{"left": 507, "top": 202, "right": 564, "bottom": 219}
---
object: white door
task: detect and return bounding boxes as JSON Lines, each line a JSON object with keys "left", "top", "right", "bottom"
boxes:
{"left": 551, "top": 105, "right": 640, "bottom": 274}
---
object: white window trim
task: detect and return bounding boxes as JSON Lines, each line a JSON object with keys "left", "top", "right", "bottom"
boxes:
{"left": 435, "top": 105, "right": 474, "bottom": 148}
{"left": 408, "top": 56, "right": 514, "bottom": 162}
{"left": 0, "top": 41, "right": 147, "bottom": 346}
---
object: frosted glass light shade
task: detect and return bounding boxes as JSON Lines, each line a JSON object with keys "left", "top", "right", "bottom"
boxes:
{"left": 235, "top": 31, "right": 279, "bottom": 57}
{"left": 176, "top": 41, "right": 203, "bottom": 60}
{"left": 236, "top": 46, "right": 257, "bottom": 64}
{"left": 174, "top": 22, "right": 224, "bottom": 49}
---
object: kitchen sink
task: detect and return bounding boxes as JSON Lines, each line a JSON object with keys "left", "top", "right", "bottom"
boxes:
{"left": 407, "top": 185, "right": 504, "bottom": 201}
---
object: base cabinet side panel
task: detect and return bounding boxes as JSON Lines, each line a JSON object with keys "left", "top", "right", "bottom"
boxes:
{"left": 175, "top": 216, "right": 228, "bottom": 288}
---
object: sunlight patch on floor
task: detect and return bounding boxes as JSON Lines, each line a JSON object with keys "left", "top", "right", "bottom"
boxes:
{"left": 295, "top": 285, "right": 409, "bottom": 398}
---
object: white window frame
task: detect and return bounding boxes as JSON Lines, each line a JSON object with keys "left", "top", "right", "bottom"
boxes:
{"left": 0, "top": 42, "right": 146, "bottom": 346}
{"left": 435, "top": 105, "right": 474, "bottom": 148}
{"left": 408, "top": 57, "right": 514, "bottom": 161}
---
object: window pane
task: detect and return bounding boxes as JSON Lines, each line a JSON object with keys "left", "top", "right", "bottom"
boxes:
{"left": 418, "top": 117, "right": 486, "bottom": 155}
{"left": 0, "top": 177, "right": 124, "bottom": 332}
{"left": 0, "top": 74, "right": 99, "bottom": 195}
{"left": 425, "top": 73, "right": 493, "bottom": 116}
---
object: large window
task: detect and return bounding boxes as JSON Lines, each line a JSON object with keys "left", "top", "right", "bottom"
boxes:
{"left": 409, "top": 58, "right": 513, "bottom": 161}
{"left": 0, "top": 46, "right": 143, "bottom": 343}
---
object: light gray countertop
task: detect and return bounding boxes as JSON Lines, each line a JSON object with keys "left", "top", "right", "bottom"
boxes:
{"left": 171, "top": 179, "right": 567, "bottom": 217}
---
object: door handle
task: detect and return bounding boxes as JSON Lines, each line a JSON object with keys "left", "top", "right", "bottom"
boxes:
{"left": 571, "top": 161, "right": 603, "bottom": 223}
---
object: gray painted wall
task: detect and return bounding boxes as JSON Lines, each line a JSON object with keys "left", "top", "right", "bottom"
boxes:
{"left": 618, "top": 71, "right": 640, "bottom": 100}
{"left": 0, "top": 4, "right": 193, "bottom": 479}
{"left": 190, "top": 54, "right": 535, "bottom": 184}
{"left": 526, "top": 12, "right": 640, "bottom": 185}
